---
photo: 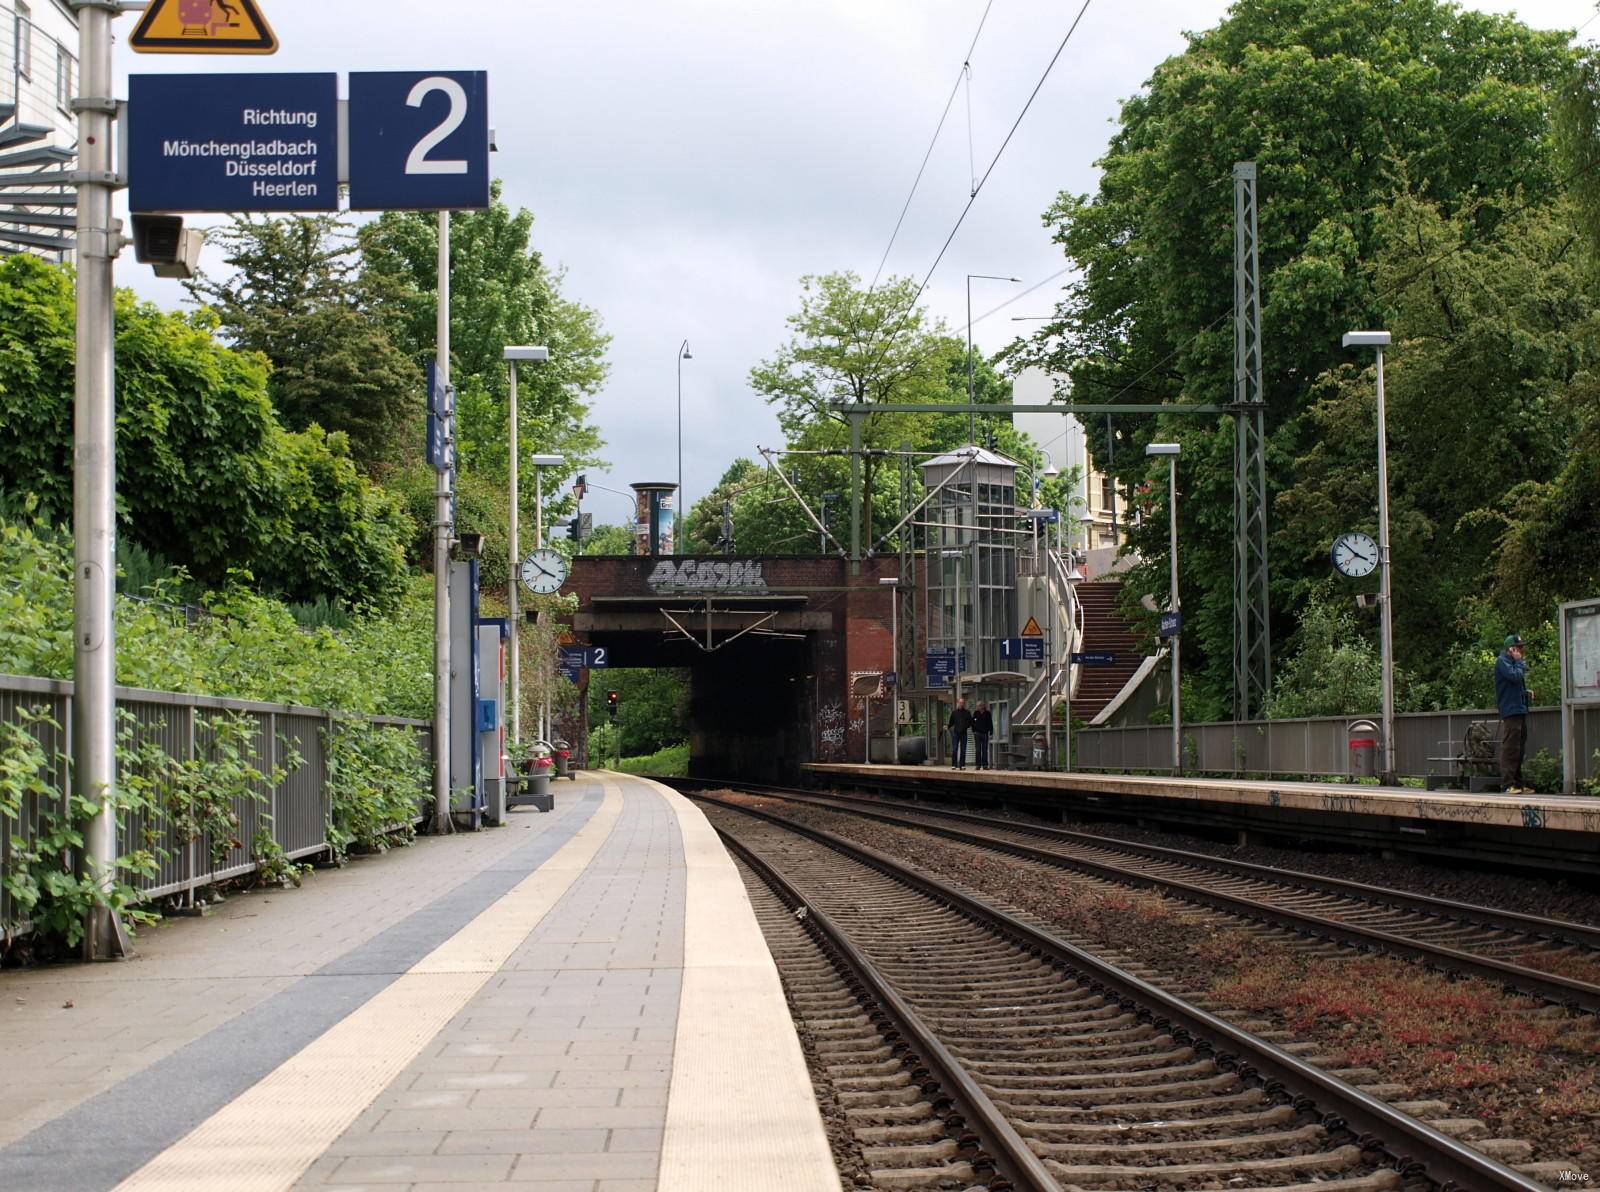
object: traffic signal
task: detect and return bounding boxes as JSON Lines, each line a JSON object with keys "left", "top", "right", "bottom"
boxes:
{"left": 606, "top": 690, "right": 619, "bottom": 721}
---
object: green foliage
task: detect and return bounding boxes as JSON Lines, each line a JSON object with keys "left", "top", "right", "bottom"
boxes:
{"left": 1263, "top": 594, "right": 1383, "bottom": 719}
{"left": 614, "top": 741, "right": 689, "bottom": 777}
{"left": 185, "top": 215, "right": 422, "bottom": 470}
{"left": 358, "top": 186, "right": 608, "bottom": 539}
{"left": 2, "top": 710, "right": 157, "bottom": 955}
{"left": 578, "top": 522, "right": 635, "bottom": 556}
{"left": 586, "top": 668, "right": 688, "bottom": 756}
{"left": 323, "top": 721, "right": 428, "bottom": 860}
{"left": 0, "top": 515, "right": 434, "bottom": 719}
{"left": 1018, "top": 0, "right": 1577, "bottom": 712}
{"left": 0, "top": 255, "right": 411, "bottom": 611}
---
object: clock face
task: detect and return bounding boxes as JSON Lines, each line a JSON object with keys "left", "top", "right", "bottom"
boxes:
{"left": 519, "top": 549, "right": 569, "bottom": 595}
{"left": 1331, "top": 532, "right": 1379, "bottom": 578}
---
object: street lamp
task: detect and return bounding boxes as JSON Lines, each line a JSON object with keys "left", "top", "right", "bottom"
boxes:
{"left": 676, "top": 340, "right": 692, "bottom": 549}
{"left": 966, "top": 274, "right": 1021, "bottom": 439}
{"left": 1146, "top": 443, "right": 1182, "bottom": 773}
{"left": 880, "top": 576, "right": 900, "bottom": 764}
{"left": 504, "top": 347, "right": 550, "bottom": 749}
{"left": 1343, "top": 330, "right": 1397, "bottom": 784}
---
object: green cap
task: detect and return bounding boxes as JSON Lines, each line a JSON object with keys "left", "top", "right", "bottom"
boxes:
{"left": 1504, "top": 633, "right": 1523, "bottom": 647}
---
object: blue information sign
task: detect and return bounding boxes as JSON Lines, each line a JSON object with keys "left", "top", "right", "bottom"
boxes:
{"left": 1071, "top": 651, "right": 1117, "bottom": 667}
{"left": 347, "top": 71, "right": 491, "bottom": 211}
{"left": 1159, "top": 610, "right": 1183, "bottom": 638}
{"left": 129, "top": 73, "right": 339, "bottom": 213}
{"left": 1001, "top": 638, "right": 1046, "bottom": 661}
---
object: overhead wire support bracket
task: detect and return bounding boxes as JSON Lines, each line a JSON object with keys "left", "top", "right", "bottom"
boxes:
{"left": 757, "top": 446, "right": 849, "bottom": 558}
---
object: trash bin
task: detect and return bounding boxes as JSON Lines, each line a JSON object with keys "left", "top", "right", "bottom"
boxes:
{"left": 552, "top": 740, "right": 573, "bottom": 781}
{"left": 1032, "top": 732, "right": 1047, "bottom": 770}
{"left": 1348, "top": 719, "right": 1379, "bottom": 780}
{"left": 896, "top": 735, "right": 927, "bottom": 765}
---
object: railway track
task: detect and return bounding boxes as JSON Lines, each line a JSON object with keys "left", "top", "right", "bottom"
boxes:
{"left": 675, "top": 778, "right": 1600, "bottom": 1014}
{"left": 705, "top": 792, "right": 1560, "bottom": 1192}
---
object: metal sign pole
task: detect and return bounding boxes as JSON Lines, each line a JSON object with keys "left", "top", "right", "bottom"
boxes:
{"left": 432, "top": 210, "right": 453, "bottom": 835}
{"left": 508, "top": 360, "right": 520, "bottom": 748}
{"left": 73, "top": 0, "right": 127, "bottom": 960}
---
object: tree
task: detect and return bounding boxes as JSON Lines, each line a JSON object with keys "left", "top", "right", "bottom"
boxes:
{"left": 1277, "top": 192, "right": 1590, "bottom": 692}
{"left": 358, "top": 186, "right": 608, "bottom": 538}
{"left": 0, "top": 255, "right": 410, "bottom": 610}
{"left": 585, "top": 668, "right": 688, "bottom": 755}
{"left": 1017, "top": 0, "right": 1577, "bottom": 711}
{"left": 750, "top": 272, "right": 960, "bottom": 548}
{"left": 578, "top": 522, "right": 635, "bottom": 557}
{"left": 185, "top": 216, "right": 421, "bottom": 470}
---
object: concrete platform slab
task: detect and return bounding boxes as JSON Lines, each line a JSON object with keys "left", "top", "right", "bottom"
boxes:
{"left": 2, "top": 773, "right": 838, "bottom": 1192}
{"left": 806, "top": 762, "right": 1600, "bottom": 871}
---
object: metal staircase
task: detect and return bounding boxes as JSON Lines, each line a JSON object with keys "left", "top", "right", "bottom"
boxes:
{"left": 1010, "top": 548, "right": 1083, "bottom": 729}
{"left": 0, "top": 97, "right": 77, "bottom": 257}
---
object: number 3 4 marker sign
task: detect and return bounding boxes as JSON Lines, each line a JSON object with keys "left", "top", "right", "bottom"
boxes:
{"left": 128, "top": 70, "right": 490, "bottom": 214}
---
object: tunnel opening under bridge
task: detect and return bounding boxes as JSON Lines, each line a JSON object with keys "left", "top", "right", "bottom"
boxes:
{"left": 561, "top": 556, "right": 900, "bottom": 783}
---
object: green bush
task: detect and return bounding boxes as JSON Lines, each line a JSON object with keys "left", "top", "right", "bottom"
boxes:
{"left": 0, "top": 255, "right": 411, "bottom": 611}
{"left": 2, "top": 710, "right": 158, "bottom": 956}
{"left": 324, "top": 721, "right": 428, "bottom": 859}
{"left": 0, "top": 515, "right": 433, "bottom": 719}
{"left": 615, "top": 741, "right": 689, "bottom": 777}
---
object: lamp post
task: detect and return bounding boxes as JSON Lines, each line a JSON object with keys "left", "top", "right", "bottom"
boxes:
{"left": 1343, "top": 330, "right": 1397, "bottom": 784}
{"left": 1147, "top": 443, "right": 1182, "bottom": 772}
{"left": 675, "top": 340, "right": 692, "bottom": 548}
{"left": 503, "top": 347, "right": 551, "bottom": 750}
{"left": 880, "top": 576, "right": 900, "bottom": 764}
{"left": 966, "top": 274, "right": 1021, "bottom": 439}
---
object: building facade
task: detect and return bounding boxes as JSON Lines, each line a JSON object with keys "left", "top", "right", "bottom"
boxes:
{"left": 1010, "top": 365, "right": 1124, "bottom": 553}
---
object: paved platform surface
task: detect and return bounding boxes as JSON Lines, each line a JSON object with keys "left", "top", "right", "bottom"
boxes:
{"left": 0, "top": 773, "right": 838, "bottom": 1192}
{"left": 807, "top": 762, "right": 1600, "bottom": 834}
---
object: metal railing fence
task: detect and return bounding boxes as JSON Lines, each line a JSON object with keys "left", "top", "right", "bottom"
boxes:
{"left": 1074, "top": 706, "right": 1600, "bottom": 784}
{"left": 0, "top": 673, "right": 430, "bottom": 932}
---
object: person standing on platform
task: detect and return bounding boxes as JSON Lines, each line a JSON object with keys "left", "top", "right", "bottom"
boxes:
{"left": 1494, "top": 634, "right": 1534, "bottom": 793}
{"left": 972, "top": 701, "right": 994, "bottom": 770}
{"left": 948, "top": 698, "right": 973, "bottom": 770}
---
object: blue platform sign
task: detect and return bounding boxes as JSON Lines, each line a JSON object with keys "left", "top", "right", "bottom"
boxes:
{"left": 347, "top": 72, "right": 490, "bottom": 211}
{"left": 128, "top": 73, "right": 339, "bottom": 212}
{"left": 1158, "top": 610, "right": 1183, "bottom": 638}
{"left": 1001, "top": 638, "right": 1046, "bottom": 662}
{"left": 1072, "top": 651, "right": 1117, "bottom": 667}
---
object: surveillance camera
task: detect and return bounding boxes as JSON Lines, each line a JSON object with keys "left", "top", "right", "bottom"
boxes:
{"left": 132, "top": 215, "right": 204, "bottom": 280}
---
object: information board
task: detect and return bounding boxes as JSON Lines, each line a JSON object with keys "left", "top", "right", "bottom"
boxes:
{"left": 1566, "top": 603, "right": 1600, "bottom": 702}
{"left": 347, "top": 71, "right": 491, "bottom": 211}
{"left": 128, "top": 73, "right": 338, "bottom": 212}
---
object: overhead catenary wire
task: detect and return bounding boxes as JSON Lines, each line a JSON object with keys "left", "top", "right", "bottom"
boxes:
{"left": 868, "top": 0, "right": 998, "bottom": 291}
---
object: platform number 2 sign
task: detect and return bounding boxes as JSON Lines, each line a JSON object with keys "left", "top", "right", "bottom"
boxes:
{"left": 348, "top": 71, "right": 490, "bottom": 211}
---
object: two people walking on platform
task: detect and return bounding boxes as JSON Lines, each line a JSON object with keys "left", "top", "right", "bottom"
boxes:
{"left": 1495, "top": 634, "right": 1534, "bottom": 793}
{"left": 947, "top": 698, "right": 994, "bottom": 770}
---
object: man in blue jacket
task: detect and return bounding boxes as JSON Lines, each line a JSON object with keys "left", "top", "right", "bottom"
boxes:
{"left": 1494, "top": 634, "right": 1534, "bottom": 792}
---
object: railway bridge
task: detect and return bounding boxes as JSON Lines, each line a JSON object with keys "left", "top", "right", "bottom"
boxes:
{"left": 561, "top": 554, "right": 899, "bottom": 779}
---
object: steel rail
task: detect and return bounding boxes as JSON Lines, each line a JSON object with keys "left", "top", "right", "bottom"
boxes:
{"left": 668, "top": 778, "right": 1600, "bottom": 1013}
{"left": 701, "top": 792, "right": 1549, "bottom": 1192}
{"left": 720, "top": 830, "right": 1061, "bottom": 1192}
{"left": 800, "top": 786, "right": 1600, "bottom": 951}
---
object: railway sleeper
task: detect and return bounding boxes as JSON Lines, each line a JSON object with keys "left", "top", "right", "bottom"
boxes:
{"left": 1021, "top": 1102, "right": 1298, "bottom": 1140}
{"left": 1030, "top": 1120, "right": 1330, "bottom": 1160}
{"left": 1043, "top": 1139, "right": 1370, "bottom": 1185}
{"left": 1003, "top": 1088, "right": 1267, "bottom": 1121}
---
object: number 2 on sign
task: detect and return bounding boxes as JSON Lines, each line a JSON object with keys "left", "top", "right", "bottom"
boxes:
{"left": 406, "top": 77, "right": 468, "bottom": 175}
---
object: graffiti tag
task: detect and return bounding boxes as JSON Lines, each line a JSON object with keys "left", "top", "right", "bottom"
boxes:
{"left": 647, "top": 559, "right": 768, "bottom": 593}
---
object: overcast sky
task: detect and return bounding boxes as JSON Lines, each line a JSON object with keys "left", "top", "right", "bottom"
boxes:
{"left": 113, "top": 0, "right": 1596, "bottom": 528}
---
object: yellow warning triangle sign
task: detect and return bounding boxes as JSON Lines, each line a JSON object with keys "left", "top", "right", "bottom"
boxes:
{"left": 1020, "top": 616, "right": 1044, "bottom": 637}
{"left": 131, "top": 0, "right": 279, "bottom": 55}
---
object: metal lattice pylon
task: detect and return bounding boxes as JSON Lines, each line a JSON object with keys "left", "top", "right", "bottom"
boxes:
{"left": 1232, "top": 163, "right": 1272, "bottom": 720}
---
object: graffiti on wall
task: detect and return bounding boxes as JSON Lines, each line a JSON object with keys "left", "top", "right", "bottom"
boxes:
{"left": 647, "top": 559, "right": 768, "bottom": 592}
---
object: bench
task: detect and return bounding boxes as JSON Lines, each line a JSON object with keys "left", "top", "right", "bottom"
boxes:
{"left": 1425, "top": 719, "right": 1503, "bottom": 792}
{"left": 506, "top": 773, "right": 554, "bottom": 812}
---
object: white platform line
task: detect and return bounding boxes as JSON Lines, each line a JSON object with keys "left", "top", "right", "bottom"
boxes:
{"left": 641, "top": 777, "right": 842, "bottom": 1192}
{"left": 112, "top": 783, "right": 624, "bottom": 1192}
